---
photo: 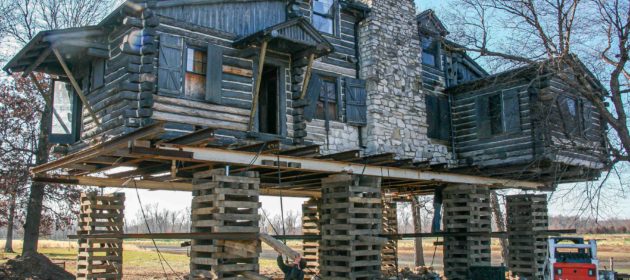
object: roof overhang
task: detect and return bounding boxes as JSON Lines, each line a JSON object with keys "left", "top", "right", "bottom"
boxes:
{"left": 3, "top": 26, "right": 105, "bottom": 76}
{"left": 233, "top": 18, "right": 334, "bottom": 58}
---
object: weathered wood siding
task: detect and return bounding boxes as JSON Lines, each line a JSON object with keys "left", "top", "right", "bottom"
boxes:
{"left": 535, "top": 76, "right": 607, "bottom": 169}
{"left": 154, "top": 1, "right": 287, "bottom": 36}
{"left": 451, "top": 79, "right": 535, "bottom": 167}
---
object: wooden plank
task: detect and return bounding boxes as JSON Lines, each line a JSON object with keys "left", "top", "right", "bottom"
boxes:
{"left": 248, "top": 40, "right": 268, "bottom": 131}
{"left": 259, "top": 233, "right": 300, "bottom": 260}
{"left": 299, "top": 53, "right": 316, "bottom": 99}
{"left": 223, "top": 65, "right": 253, "bottom": 77}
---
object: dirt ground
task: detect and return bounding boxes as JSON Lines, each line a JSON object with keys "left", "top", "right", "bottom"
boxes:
{"left": 1, "top": 234, "right": 628, "bottom": 279}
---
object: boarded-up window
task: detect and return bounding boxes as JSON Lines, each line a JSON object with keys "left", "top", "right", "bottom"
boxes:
{"left": 185, "top": 48, "right": 207, "bottom": 100}
{"left": 316, "top": 76, "right": 339, "bottom": 121}
{"left": 344, "top": 77, "right": 367, "bottom": 126}
{"left": 426, "top": 94, "right": 451, "bottom": 141}
{"left": 91, "top": 59, "right": 105, "bottom": 90}
{"left": 158, "top": 34, "right": 183, "bottom": 96}
{"left": 489, "top": 94, "right": 503, "bottom": 135}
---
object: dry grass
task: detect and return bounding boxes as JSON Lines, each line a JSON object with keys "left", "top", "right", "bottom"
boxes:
{"left": 1, "top": 234, "right": 628, "bottom": 279}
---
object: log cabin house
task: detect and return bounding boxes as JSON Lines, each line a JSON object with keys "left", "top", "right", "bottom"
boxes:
{"left": 2, "top": 0, "right": 611, "bottom": 279}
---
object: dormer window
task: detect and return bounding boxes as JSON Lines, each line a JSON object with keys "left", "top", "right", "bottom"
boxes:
{"left": 421, "top": 35, "right": 440, "bottom": 68}
{"left": 313, "top": 0, "right": 335, "bottom": 34}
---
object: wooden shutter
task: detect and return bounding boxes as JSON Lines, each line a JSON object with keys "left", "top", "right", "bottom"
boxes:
{"left": 344, "top": 77, "right": 367, "bottom": 126}
{"left": 503, "top": 89, "right": 521, "bottom": 133}
{"left": 426, "top": 94, "right": 438, "bottom": 138}
{"left": 438, "top": 95, "right": 451, "bottom": 140}
{"left": 157, "top": 34, "right": 183, "bottom": 95}
{"left": 205, "top": 44, "right": 223, "bottom": 103}
{"left": 304, "top": 74, "right": 322, "bottom": 122}
{"left": 476, "top": 95, "right": 491, "bottom": 138}
{"left": 91, "top": 59, "right": 105, "bottom": 89}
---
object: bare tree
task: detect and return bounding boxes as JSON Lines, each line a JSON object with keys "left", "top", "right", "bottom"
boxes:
{"left": 1, "top": 0, "right": 119, "bottom": 254}
{"left": 445, "top": 0, "right": 629, "bottom": 217}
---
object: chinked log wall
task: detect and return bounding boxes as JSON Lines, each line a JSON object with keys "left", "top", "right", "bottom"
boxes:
{"left": 82, "top": 4, "right": 158, "bottom": 141}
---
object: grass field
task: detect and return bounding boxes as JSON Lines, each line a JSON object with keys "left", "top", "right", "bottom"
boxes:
{"left": 1, "top": 234, "right": 629, "bottom": 279}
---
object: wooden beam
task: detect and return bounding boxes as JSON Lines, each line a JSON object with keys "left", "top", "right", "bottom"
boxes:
{"left": 29, "top": 73, "right": 70, "bottom": 134}
{"left": 33, "top": 175, "right": 321, "bottom": 197}
{"left": 22, "top": 48, "right": 52, "bottom": 77}
{"left": 248, "top": 40, "right": 269, "bottom": 131}
{"left": 52, "top": 47, "right": 101, "bottom": 126}
{"left": 299, "top": 53, "right": 316, "bottom": 99}
{"left": 158, "top": 144, "right": 545, "bottom": 189}
{"left": 259, "top": 233, "right": 300, "bottom": 259}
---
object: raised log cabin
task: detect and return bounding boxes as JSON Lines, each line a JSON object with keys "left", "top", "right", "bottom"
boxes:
{"left": 1, "top": 1, "right": 611, "bottom": 279}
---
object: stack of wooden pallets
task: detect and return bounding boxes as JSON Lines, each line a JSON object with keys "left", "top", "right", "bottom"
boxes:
{"left": 190, "top": 169, "right": 261, "bottom": 280}
{"left": 507, "top": 194, "right": 548, "bottom": 280}
{"left": 320, "top": 174, "right": 382, "bottom": 280}
{"left": 442, "top": 185, "right": 492, "bottom": 280}
{"left": 302, "top": 198, "right": 321, "bottom": 278}
{"left": 76, "top": 192, "right": 125, "bottom": 280}
{"left": 381, "top": 198, "right": 398, "bottom": 277}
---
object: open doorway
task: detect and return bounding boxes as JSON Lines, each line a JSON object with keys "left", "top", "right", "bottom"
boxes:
{"left": 258, "top": 64, "right": 280, "bottom": 134}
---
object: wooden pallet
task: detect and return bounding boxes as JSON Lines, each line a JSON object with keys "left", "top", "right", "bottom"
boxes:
{"left": 190, "top": 169, "right": 261, "bottom": 280}
{"left": 319, "top": 174, "right": 382, "bottom": 280}
{"left": 302, "top": 198, "right": 321, "bottom": 278}
{"left": 442, "top": 185, "right": 491, "bottom": 280}
{"left": 381, "top": 198, "right": 398, "bottom": 277}
{"left": 76, "top": 192, "right": 125, "bottom": 280}
{"left": 507, "top": 194, "right": 548, "bottom": 280}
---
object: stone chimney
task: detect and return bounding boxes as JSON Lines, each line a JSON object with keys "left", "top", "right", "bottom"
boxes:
{"left": 358, "top": 0, "right": 434, "bottom": 161}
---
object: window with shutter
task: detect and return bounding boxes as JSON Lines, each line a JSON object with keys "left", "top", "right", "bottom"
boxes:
{"left": 185, "top": 47, "right": 207, "bottom": 100}
{"left": 158, "top": 34, "right": 183, "bottom": 96}
{"left": 426, "top": 94, "right": 451, "bottom": 141}
{"left": 91, "top": 59, "right": 105, "bottom": 90}
{"left": 315, "top": 76, "right": 339, "bottom": 121}
{"left": 438, "top": 96, "right": 451, "bottom": 140}
{"left": 503, "top": 89, "right": 521, "bottom": 133}
{"left": 344, "top": 77, "right": 367, "bottom": 126}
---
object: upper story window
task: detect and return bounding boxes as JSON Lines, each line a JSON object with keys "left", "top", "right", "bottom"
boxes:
{"left": 316, "top": 76, "right": 339, "bottom": 121}
{"left": 477, "top": 89, "right": 521, "bottom": 138}
{"left": 421, "top": 36, "right": 440, "bottom": 68}
{"left": 426, "top": 94, "right": 451, "bottom": 141}
{"left": 558, "top": 94, "right": 583, "bottom": 137}
{"left": 185, "top": 48, "right": 207, "bottom": 100}
{"left": 313, "top": 0, "right": 335, "bottom": 34}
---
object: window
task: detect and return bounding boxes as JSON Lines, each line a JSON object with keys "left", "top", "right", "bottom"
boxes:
{"left": 426, "top": 94, "right": 451, "bottom": 141}
{"left": 477, "top": 89, "right": 521, "bottom": 138}
{"left": 185, "top": 48, "right": 207, "bottom": 100}
{"left": 91, "top": 59, "right": 105, "bottom": 90}
{"left": 421, "top": 35, "right": 439, "bottom": 68}
{"left": 313, "top": 0, "right": 335, "bottom": 34}
{"left": 315, "top": 76, "right": 338, "bottom": 121}
{"left": 558, "top": 95, "right": 582, "bottom": 137}
{"left": 50, "top": 80, "right": 81, "bottom": 144}
{"left": 258, "top": 65, "right": 280, "bottom": 134}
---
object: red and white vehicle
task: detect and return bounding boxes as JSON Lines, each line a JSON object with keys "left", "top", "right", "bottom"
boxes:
{"left": 545, "top": 237, "right": 599, "bottom": 280}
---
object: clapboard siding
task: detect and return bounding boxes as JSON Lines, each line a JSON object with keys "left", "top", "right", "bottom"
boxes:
{"left": 155, "top": 1, "right": 286, "bottom": 36}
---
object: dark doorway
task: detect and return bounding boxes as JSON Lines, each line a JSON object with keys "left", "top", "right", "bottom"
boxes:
{"left": 259, "top": 64, "right": 280, "bottom": 134}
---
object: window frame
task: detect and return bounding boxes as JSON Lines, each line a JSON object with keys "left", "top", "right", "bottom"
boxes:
{"left": 558, "top": 94, "right": 584, "bottom": 137}
{"left": 183, "top": 46, "right": 208, "bottom": 101}
{"left": 49, "top": 79, "right": 82, "bottom": 144}
{"left": 421, "top": 34, "right": 441, "bottom": 69}
{"left": 477, "top": 90, "right": 522, "bottom": 138}
{"left": 315, "top": 74, "right": 341, "bottom": 122}
{"left": 312, "top": 0, "right": 338, "bottom": 36}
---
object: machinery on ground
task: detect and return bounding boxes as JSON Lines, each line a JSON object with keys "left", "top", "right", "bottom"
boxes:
{"left": 545, "top": 237, "right": 599, "bottom": 280}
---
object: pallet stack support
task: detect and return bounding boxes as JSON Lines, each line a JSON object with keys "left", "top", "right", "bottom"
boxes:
{"left": 76, "top": 192, "right": 125, "bottom": 280}
{"left": 320, "top": 173, "right": 383, "bottom": 280}
{"left": 302, "top": 198, "right": 321, "bottom": 278}
{"left": 442, "top": 184, "right": 492, "bottom": 280}
{"left": 190, "top": 169, "right": 261, "bottom": 279}
{"left": 381, "top": 198, "right": 398, "bottom": 277}
{"left": 507, "top": 194, "right": 549, "bottom": 280}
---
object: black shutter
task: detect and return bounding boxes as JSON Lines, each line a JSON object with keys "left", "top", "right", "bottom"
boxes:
{"left": 157, "top": 34, "right": 183, "bottom": 95}
{"left": 426, "top": 94, "right": 438, "bottom": 138}
{"left": 503, "top": 89, "right": 521, "bottom": 133}
{"left": 344, "top": 77, "right": 367, "bottom": 126}
{"left": 581, "top": 99, "right": 593, "bottom": 138}
{"left": 91, "top": 59, "right": 104, "bottom": 89}
{"left": 438, "top": 95, "right": 451, "bottom": 140}
{"left": 205, "top": 44, "right": 223, "bottom": 103}
{"left": 477, "top": 95, "right": 491, "bottom": 138}
{"left": 304, "top": 74, "right": 322, "bottom": 122}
